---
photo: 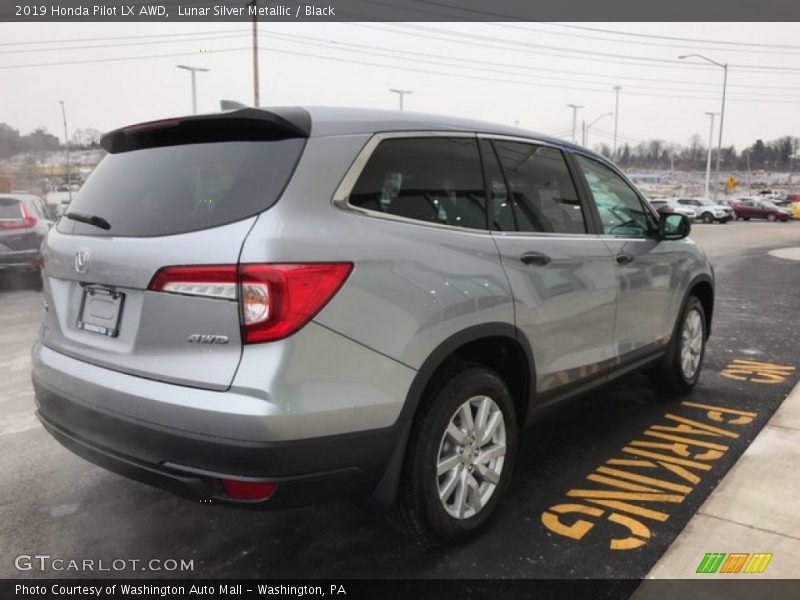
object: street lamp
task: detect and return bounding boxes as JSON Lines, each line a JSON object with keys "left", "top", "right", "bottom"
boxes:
{"left": 58, "top": 100, "right": 71, "bottom": 203}
{"left": 389, "top": 89, "right": 413, "bottom": 111}
{"left": 176, "top": 64, "right": 210, "bottom": 114}
{"left": 680, "top": 54, "right": 728, "bottom": 195}
{"left": 704, "top": 112, "right": 719, "bottom": 199}
{"left": 612, "top": 86, "right": 622, "bottom": 159}
{"left": 582, "top": 112, "right": 614, "bottom": 147}
{"left": 566, "top": 104, "right": 583, "bottom": 144}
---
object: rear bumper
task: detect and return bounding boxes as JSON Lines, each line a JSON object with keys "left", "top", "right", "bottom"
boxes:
{"left": 0, "top": 248, "right": 41, "bottom": 268}
{"left": 34, "top": 379, "right": 404, "bottom": 508}
{"left": 31, "top": 332, "right": 413, "bottom": 508}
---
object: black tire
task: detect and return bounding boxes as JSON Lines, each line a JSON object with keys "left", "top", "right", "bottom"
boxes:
{"left": 650, "top": 295, "right": 707, "bottom": 396}
{"left": 701, "top": 212, "right": 714, "bottom": 224}
{"left": 767, "top": 213, "right": 777, "bottom": 222}
{"left": 388, "top": 363, "right": 518, "bottom": 544}
{"left": 744, "top": 217, "right": 751, "bottom": 221}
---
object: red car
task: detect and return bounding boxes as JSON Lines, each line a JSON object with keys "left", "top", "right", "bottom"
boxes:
{"left": 731, "top": 198, "right": 792, "bottom": 222}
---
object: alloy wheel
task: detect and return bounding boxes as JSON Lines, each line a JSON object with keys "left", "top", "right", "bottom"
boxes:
{"left": 680, "top": 308, "right": 704, "bottom": 379}
{"left": 436, "top": 395, "right": 506, "bottom": 520}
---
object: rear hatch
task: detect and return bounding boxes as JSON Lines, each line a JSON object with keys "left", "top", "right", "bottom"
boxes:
{"left": 39, "top": 108, "right": 309, "bottom": 390}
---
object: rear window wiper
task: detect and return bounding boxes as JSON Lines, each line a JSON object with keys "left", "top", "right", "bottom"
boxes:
{"left": 65, "top": 212, "right": 111, "bottom": 231}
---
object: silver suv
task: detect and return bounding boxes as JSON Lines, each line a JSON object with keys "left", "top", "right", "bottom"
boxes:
{"left": 32, "top": 107, "right": 714, "bottom": 543}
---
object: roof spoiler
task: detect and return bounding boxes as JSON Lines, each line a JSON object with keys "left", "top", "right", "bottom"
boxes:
{"left": 101, "top": 107, "right": 311, "bottom": 153}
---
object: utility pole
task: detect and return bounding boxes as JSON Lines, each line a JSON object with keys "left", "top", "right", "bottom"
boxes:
{"left": 566, "top": 104, "right": 583, "bottom": 144}
{"left": 704, "top": 112, "right": 718, "bottom": 199}
{"left": 176, "top": 65, "right": 209, "bottom": 114}
{"left": 679, "top": 55, "right": 728, "bottom": 195}
{"left": 389, "top": 89, "right": 413, "bottom": 111}
{"left": 250, "top": 0, "right": 260, "bottom": 105}
{"left": 59, "top": 100, "right": 72, "bottom": 203}
{"left": 743, "top": 150, "right": 752, "bottom": 193}
{"left": 612, "top": 86, "right": 622, "bottom": 159}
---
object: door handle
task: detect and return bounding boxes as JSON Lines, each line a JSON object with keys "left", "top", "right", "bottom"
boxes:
{"left": 520, "top": 251, "right": 551, "bottom": 266}
{"left": 616, "top": 253, "right": 635, "bottom": 265}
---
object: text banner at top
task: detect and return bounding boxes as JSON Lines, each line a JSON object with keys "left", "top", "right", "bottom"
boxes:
{"left": 4, "top": 0, "right": 800, "bottom": 22}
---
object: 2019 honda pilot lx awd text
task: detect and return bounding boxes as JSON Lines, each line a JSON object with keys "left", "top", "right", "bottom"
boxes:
{"left": 32, "top": 107, "right": 714, "bottom": 543}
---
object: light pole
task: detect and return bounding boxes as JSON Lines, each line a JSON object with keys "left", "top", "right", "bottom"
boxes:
{"left": 176, "top": 65, "right": 209, "bottom": 114}
{"left": 743, "top": 150, "right": 752, "bottom": 193}
{"left": 612, "top": 86, "right": 622, "bottom": 159}
{"left": 566, "top": 104, "right": 583, "bottom": 144}
{"left": 59, "top": 100, "right": 71, "bottom": 203}
{"left": 680, "top": 54, "right": 728, "bottom": 192}
{"left": 250, "top": 0, "right": 259, "bottom": 106}
{"left": 389, "top": 89, "right": 413, "bottom": 111}
{"left": 583, "top": 112, "right": 614, "bottom": 147}
{"left": 704, "top": 112, "right": 718, "bottom": 199}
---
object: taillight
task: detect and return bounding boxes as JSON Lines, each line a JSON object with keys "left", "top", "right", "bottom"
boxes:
{"left": 148, "top": 263, "right": 352, "bottom": 344}
{"left": 0, "top": 203, "right": 37, "bottom": 229}
{"left": 148, "top": 265, "right": 237, "bottom": 300}
{"left": 239, "top": 263, "right": 353, "bottom": 343}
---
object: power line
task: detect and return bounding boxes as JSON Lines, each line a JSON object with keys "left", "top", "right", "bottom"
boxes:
{"left": 0, "top": 46, "right": 249, "bottom": 70}
{"left": 0, "top": 32, "right": 251, "bottom": 55}
{"left": 512, "top": 23, "right": 800, "bottom": 57}
{"left": 542, "top": 22, "right": 800, "bottom": 51}
{"left": 261, "top": 29, "right": 800, "bottom": 95}
{"left": 0, "top": 28, "right": 248, "bottom": 48}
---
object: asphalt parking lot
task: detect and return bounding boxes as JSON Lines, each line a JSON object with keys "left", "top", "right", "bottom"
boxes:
{"left": 1, "top": 221, "right": 798, "bottom": 580}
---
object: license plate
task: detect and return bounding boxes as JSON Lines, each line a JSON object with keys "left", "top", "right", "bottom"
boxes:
{"left": 77, "top": 286, "right": 125, "bottom": 337}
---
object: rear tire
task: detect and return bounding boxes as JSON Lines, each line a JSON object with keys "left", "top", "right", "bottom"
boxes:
{"left": 388, "top": 363, "right": 517, "bottom": 544}
{"left": 767, "top": 213, "right": 777, "bottom": 222}
{"left": 701, "top": 212, "right": 714, "bottom": 224}
{"left": 650, "top": 296, "right": 707, "bottom": 396}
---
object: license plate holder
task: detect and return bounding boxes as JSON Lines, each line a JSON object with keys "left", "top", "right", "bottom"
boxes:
{"left": 77, "top": 286, "right": 125, "bottom": 337}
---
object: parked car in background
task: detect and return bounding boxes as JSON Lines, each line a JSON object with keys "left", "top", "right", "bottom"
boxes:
{"left": 755, "top": 189, "right": 787, "bottom": 203}
{"left": 0, "top": 194, "right": 52, "bottom": 283}
{"left": 788, "top": 201, "right": 800, "bottom": 220}
{"left": 673, "top": 198, "right": 733, "bottom": 223}
{"left": 31, "top": 106, "right": 714, "bottom": 543}
{"left": 732, "top": 198, "right": 792, "bottom": 222}
{"left": 648, "top": 199, "right": 697, "bottom": 220}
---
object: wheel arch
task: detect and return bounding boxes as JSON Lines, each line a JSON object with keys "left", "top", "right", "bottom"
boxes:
{"left": 687, "top": 274, "right": 714, "bottom": 338}
{"left": 368, "top": 323, "right": 534, "bottom": 511}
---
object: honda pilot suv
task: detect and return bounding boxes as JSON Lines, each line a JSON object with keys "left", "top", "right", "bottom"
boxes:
{"left": 32, "top": 107, "right": 714, "bottom": 542}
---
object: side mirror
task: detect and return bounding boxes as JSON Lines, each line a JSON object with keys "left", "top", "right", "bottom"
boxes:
{"left": 659, "top": 213, "right": 691, "bottom": 240}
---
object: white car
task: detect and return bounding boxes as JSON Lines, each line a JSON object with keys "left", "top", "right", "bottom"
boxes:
{"left": 673, "top": 198, "right": 734, "bottom": 224}
{"left": 648, "top": 199, "right": 697, "bottom": 220}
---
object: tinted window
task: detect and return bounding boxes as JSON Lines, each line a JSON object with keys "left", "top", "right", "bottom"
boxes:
{"left": 57, "top": 139, "right": 305, "bottom": 237}
{"left": 349, "top": 137, "right": 486, "bottom": 230}
{"left": 0, "top": 198, "right": 23, "bottom": 220}
{"left": 479, "top": 139, "right": 515, "bottom": 231}
{"left": 575, "top": 155, "right": 656, "bottom": 237}
{"left": 492, "top": 141, "right": 586, "bottom": 234}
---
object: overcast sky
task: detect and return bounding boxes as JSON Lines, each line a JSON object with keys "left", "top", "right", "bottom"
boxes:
{"left": 1, "top": 21, "right": 799, "bottom": 151}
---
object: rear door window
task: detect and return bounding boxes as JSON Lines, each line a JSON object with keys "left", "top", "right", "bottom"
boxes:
{"left": 57, "top": 139, "right": 305, "bottom": 237}
{"left": 491, "top": 141, "right": 587, "bottom": 234}
{"left": 348, "top": 137, "right": 487, "bottom": 230}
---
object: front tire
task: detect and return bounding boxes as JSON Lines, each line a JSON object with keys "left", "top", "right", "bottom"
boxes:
{"left": 650, "top": 296, "right": 707, "bottom": 395}
{"left": 767, "top": 213, "right": 777, "bottom": 222}
{"left": 389, "top": 364, "right": 517, "bottom": 544}
{"left": 701, "top": 212, "right": 714, "bottom": 224}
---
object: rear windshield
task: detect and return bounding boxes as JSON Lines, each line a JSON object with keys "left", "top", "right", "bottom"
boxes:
{"left": 0, "top": 199, "right": 23, "bottom": 220}
{"left": 57, "top": 139, "right": 304, "bottom": 237}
